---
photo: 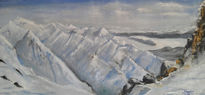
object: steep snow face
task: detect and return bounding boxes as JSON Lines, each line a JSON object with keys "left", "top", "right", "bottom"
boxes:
{"left": 0, "top": 17, "right": 165, "bottom": 95}
{"left": 41, "top": 28, "right": 128, "bottom": 95}
{"left": 142, "top": 54, "right": 205, "bottom": 95}
{"left": 0, "top": 32, "right": 32, "bottom": 75}
{"left": 0, "top": 21, "right": 28, "bottom": 46}
{"left": 15, "top": 31, "right": 92, "bottom": 92}
{"left": 0, "top": 34, "right": 94, "bottom": 95}
{"left": 0, "top": 62, "right": 94, "bottom": 95}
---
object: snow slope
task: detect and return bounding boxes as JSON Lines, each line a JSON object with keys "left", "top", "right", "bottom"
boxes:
{"left": 0, "top": 17, "right": 166, "bottom": 95}
{"left": 0, "top": 34, "right": 94, "bottom": 95}
{"left": 129, "top": 54, "right": 205, "bottom": 95}
{"left": 15, "top": 31, "right": 92, "bottom": 91}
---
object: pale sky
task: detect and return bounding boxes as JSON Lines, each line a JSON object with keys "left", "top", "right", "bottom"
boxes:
{"left": 0, "top": 0, "right": 203, "bottom": 32}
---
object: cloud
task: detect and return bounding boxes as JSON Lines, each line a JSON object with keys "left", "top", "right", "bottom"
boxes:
{"left": 157, "top": 2, "right": 186, "bottom": 9}
{"left": 0, "top": 1, "right": 200, "bottom": 32}
{"left": 136, "top": 8, "right": 152, "bottom": 13}
{"left": 114, "top": 10, "right": 129, "bottom": 16}
{"left": 161, "top": 12, "right": 189, "bottom": 17}
{"left": 136, "top": 2, "right": 191, "bottom": 14}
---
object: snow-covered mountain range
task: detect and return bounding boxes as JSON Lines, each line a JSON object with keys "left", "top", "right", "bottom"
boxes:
{"left": 1, "top": 13, "right": 205, "bottom": 95}
{"left": 0, "top": 17, "right": 171, "bottom": 95}
{"left": 1, "top": 0, "right": 205, "bottom": 94}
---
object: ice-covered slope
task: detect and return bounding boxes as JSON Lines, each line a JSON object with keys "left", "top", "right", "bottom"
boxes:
{"left": 0, "top": 21, "right": 28, "bottom": 46}
{"left": 129, "top": 54, "right": 205, "bottom": 95}
{"left": 11, "top": 17, "right": 164, "bottom": 76}
{"left": 0, "top": 17, "right": 166, "bottom": 95}
{"left": 148, "top": 59, "right": 205, "bottom": 95}
{"left": 15, "top": 31, "right": 92, "bottom": 92}
{"left": 0, "top": 34, "right": 94, "bottom": 95}
{"left": 0, "top": 62, "right": 94, "bottom": 95}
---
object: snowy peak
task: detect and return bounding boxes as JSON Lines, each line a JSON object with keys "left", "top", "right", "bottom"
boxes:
{"left": 21, "top": 31, "right": 38, "bottom": 42}
{"left": 15, "top": 31, "right": 93, "bottom": 92}
{"left": 0, "top": 33, "right": 94, "bottom": 95}
{"left": 68, "top": 24, "right": 77, "bottom": 30}
{"left": 95, "top": 27, "right": 113, "bottom": 40}
{"left": 0, "top": 21, "right": 28, "bottom": 46}
{"left": 13, "top": 17, "right": 36, "bottom": 26}
{"left": 98, "top": 28, "right": 110, "bottom": 36}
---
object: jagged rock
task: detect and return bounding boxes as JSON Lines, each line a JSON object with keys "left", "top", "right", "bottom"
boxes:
{"left": 0, "top": 59, "right": 5, "bottom": 64}
{"left": 0, "top": 75, "right": 11, "bottom": 82}
{"left": 120, "top": 78, "right": 143, "bottom": 95}
{"left": 160, "top": 62, "right": 168, "bottom": 77}
{"left": 156, "top": 62, "right": 169, "bottom": 80}
{"left": 13, "top": 82, "right": 23, "bottom": 88}
{"left": 15, "top": 68, "right": 23, "bottom": 76}
{"left": 142, "top": 74, "right": 155, "bottom": 84}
